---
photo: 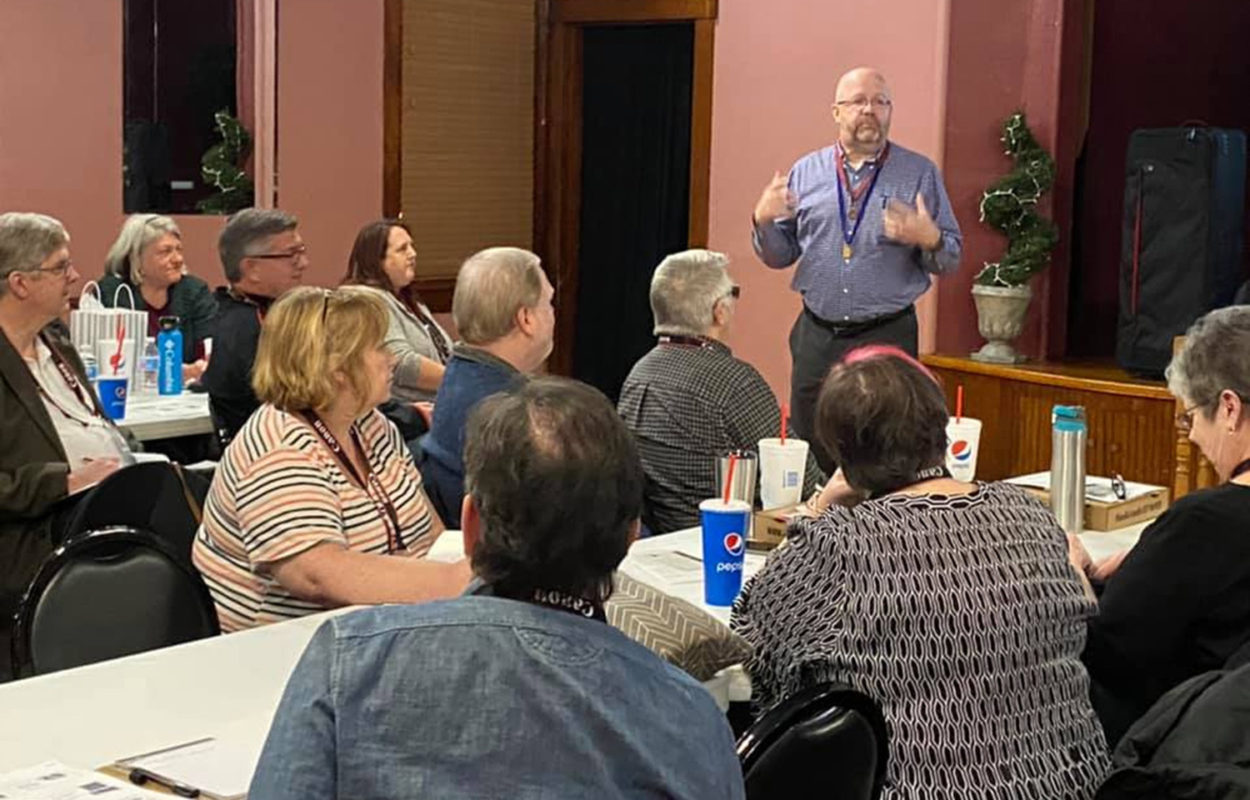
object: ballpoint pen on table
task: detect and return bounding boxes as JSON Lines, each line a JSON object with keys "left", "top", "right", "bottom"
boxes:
{"left": 128, "top": 766, "right": 201, "bottom": 798}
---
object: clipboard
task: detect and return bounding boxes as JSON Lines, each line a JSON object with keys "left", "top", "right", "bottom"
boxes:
{"left": 107, "top": 737, "right": 257, "bottom": 800}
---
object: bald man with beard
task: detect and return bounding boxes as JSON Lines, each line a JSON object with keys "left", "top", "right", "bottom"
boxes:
{"left": 752, "top": 67, "right": 962, "bottom": 473}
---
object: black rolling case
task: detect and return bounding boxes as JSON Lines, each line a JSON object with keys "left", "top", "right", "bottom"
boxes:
{"left": 1117, "top": 126, "right": 1247, "bottom": 377}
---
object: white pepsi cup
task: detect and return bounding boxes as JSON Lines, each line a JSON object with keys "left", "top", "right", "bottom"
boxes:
{"left": 945, "top": 417, "right": 983, "bottom": 482}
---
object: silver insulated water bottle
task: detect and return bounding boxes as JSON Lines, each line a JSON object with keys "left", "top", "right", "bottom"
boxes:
{"left": 1050, "top": 405, "right": 1087, "bottom": 534}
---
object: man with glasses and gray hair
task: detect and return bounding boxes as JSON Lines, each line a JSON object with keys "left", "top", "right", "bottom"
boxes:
{"left": 618, "top": 248, "right": 821, "bottom": 534}
{"left": 201, "top": 207, "right": 309, "bottom": 442}
{"left": 0, "top": 212, "right": 131, "bottom": 680}
{"left": 752, "top": 66, "right": 963, "bottom": 473}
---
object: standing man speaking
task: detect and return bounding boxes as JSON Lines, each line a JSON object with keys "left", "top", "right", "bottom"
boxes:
{"left": 752, "top": 67, "right": 961, "bottom": 472}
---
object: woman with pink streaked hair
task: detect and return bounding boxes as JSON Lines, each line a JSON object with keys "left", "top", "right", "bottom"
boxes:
{"left": 732, "top": 345, "right": 1110, "bottom": 799}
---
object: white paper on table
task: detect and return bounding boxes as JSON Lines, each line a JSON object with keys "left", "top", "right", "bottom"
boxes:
{"left": 626, "top": 550, "right": 706, "bottom": 585}
{"left": 0, "top": 761, "right": 165, "bottom": 800}
{"left": 1006, "top": 471, "right": 1163, "bottom": 501}
{"left": 116, "top": 738, "right": 257, "bottom": 800}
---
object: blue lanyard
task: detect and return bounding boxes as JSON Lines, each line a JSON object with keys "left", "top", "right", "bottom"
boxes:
{"left": 835, "top": 146, "right": 888, "bottom": 249}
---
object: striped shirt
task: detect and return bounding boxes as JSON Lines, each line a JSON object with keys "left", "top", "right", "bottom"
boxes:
{"left": 192, "top": 404, "right": 436, "bottom": 632}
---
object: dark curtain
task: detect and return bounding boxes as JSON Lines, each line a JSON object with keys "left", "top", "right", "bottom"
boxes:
{"left": 573, "top": 23, "right": 693, "bottom": 401}
{"left": 1067, "top": 0, "right": 1250, "bottom": 357}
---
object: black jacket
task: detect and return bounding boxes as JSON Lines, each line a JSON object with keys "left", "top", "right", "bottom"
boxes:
{"left": 201, "top": 288, "right": 270, "bottom": 443}
{"left": 1097, "top": 644, "right": 1250, "bottom": 799}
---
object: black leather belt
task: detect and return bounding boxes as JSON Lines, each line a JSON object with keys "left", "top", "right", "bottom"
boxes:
{"left": 803, "top": 304, "right": 914, "bottom": 337}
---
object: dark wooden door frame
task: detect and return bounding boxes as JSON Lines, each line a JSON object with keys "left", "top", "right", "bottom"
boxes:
{"left": 534, "top": 0, "right": 717, "bottom": 376}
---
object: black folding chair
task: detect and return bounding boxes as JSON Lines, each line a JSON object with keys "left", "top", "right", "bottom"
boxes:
{"left": 737, "top": 683, "right": 889, "bottom": 800}
{"left": 57, "top": 461, "right": 201, "bottom": 563}
{"left": 10, "top": 526, "right": 219, "bottom": 678}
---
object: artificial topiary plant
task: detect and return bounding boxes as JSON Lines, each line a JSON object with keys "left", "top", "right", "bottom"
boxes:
{"left": 974, "top": 111, "right": 1058, "bottom": 287}
{"left": 197, "top": 110, "right": 255, "bottom": 214}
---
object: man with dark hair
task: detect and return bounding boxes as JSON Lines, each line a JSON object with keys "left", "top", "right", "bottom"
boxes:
{"left": 201, "top": 208, "right": 307, "bottom": 442}
{"left": 250, "top": 377, "right": 744, "bottom": 800}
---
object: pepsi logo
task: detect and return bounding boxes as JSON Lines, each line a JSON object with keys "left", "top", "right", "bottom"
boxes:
{"left": 949, "top": 440, "right": 972, "bottom": 462}
{"left": 723, "top": 532, "right": 744, "bottom": 556}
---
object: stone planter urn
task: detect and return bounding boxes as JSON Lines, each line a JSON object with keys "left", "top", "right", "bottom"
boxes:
{"left": 970, "top": 284, "right": 1032, "bottom": 364}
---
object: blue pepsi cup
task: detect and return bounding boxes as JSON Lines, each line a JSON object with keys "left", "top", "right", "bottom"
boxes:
{"left": 97, "top": 376, "right": 128, "bottom": 420}
{"left": 699, "top": 498, "right": 751, "bottom": 606}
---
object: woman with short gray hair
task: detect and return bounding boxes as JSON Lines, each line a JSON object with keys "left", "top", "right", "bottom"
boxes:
{"left": 1080, "top": 305, "right": 1250, "bottom": 746}
{"left": 98, "top": 214, "right": 217, "bottom": 377}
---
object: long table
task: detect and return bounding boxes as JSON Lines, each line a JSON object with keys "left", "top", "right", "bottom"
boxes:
{"left": 0, "top": 521, "right": 1151, "bottom": 778}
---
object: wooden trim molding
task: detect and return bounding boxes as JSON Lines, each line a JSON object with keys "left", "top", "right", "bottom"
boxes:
{"left": 382, "top": 0, "right": 403, "bottom": 216}
{"left": 553, "top": 0, "right": 715, "bottom": 23}
{"left": 921, "top": 354, "right": 1174, "bottom": 401}
{"left": 687, "top": 17, "right": 714, "bottom": 247}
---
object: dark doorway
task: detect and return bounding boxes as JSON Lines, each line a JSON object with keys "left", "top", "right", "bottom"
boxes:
{"left": 571, "top": 24, "right": 694, "bottom": 401}
{"left": 1067, "top": 0, "right": 1250, "bottom": 357}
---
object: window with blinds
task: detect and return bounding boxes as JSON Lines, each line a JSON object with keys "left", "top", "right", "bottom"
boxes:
{"left": 400, "top": 0, "right": 536, "bottom": 285}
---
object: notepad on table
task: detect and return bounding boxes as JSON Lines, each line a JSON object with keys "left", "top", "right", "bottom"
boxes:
{"left": 115, "top": 738, "right": 258, "bottom": 800}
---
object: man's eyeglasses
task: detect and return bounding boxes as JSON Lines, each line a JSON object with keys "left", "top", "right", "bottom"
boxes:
{"left": 835, "top": 97, "right": 892, "bottom": 112}
{"left": 1175, "top": 402, "right": 1206, "bottom": 434}
{"left": 247, "top": 245, "right": 308, "bottom": 262}
{"left": 18, "top": 259, "right": 74, "bottom": 278}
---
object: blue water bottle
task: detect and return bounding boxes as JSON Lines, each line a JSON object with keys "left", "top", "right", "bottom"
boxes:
{"left": 157, "top": 316, "right": 183, "bottom": 396}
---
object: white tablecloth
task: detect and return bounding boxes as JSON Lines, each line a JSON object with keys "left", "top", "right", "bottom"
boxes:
{"left": 117, "top": 392, "right": 213, "bottom": 441}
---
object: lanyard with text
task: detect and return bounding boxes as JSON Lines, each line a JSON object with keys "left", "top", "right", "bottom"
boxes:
{"left": 657, "top": 334, "right": 715, "bottom": 350}
{"left": 39, "top": 335, "right": 103, "bottom": 424}
{"left": 835, "top": 142, "right": 890, "bottom": 261}
{"left": 531, "top": 588, "right": 607, "bottom": 622}
{"left": 302, "top": 412, "right": 406, "bottom": 553}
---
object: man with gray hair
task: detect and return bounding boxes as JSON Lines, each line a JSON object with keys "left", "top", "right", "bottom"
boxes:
{"left": 619, "top": 249, "right": 822, "bottom": 534}
{"left": 201, "top": 207, "right": 308, "bottom": 442}
{"left": 0, "top": 212, "right": 129, "bottom": 680}
{"left": 418, "top": 246, "right": 555, "bottom": 526}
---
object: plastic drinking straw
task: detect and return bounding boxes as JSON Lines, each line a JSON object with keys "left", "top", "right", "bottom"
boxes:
{"left": 111, "top": 316, "right": 125, "bottom": 375}
{"left": 780, "top": 403, "right": 789, "bottom": 446}
{"left": 723, "top": 454, "right": 737, "bottom": 505}
{"left": 956, "top": 385, "right": 965, "bottom": 424}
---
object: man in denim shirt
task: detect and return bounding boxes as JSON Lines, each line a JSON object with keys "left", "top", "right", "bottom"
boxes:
{"left": 250, "top": 377, "right": 744, "bottom": 799}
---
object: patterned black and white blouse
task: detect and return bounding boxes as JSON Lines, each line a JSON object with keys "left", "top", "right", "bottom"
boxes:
{"left": 732, "top": 481, "right": 1110, "bottom": 799}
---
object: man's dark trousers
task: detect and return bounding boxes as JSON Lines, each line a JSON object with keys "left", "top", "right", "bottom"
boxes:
{"left": 788, "top": 303, "right": 919, "bottom": 474}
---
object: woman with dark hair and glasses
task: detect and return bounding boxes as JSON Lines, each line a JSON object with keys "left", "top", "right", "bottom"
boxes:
{"left": 732, "top": 345, "right": 1109, "bottom": 799}
{"left": 340, "top": 219, "right": 453, "bottom": 404}
{"left": 1076, "top": 306, "right": 1250, "bottom": 746}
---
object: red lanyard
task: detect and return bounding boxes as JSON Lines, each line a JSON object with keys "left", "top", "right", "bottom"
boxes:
{"left": 33, "top": 336, "right": 103, "bottom": 427}
{"left": 302, "top": 412, "right": 406, "bottom": 554}
{"left": 834, "top": 142, "right": 890, "bottom": 205}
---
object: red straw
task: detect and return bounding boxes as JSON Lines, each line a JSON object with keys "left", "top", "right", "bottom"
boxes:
{"left": 955, "top": 385, "right": 965, "bottom": 424}
{"left": 780, "top": 403, "right": 789, "bottom": 446}
{"left": 723, "top": 454, "right": 737, "bottom": 504}
{"left": 111, "top": 316, "right": 125, "bottom": 375}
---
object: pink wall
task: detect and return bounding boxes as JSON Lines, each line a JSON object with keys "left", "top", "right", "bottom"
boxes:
{"left": 708, "top": 0, "right": 952, "bottom": 399}
{"left": 936, "top": 0, "right": 1073, "bottom": 360}
{"left": 0, "top": 0, "right": 383, "bottom": 292}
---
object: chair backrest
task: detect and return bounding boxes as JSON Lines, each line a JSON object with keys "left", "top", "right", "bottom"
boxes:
{"left": 737, "top": 683, "right": 889, "bottom": 800}
{"left": 10, "top": 526, "right": 220, "bottom": 678}
{"left": 58, "top": 462, "right": 200, "bottom": 563}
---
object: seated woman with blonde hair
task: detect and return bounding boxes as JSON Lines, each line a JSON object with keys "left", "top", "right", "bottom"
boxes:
{"left": 732, "top": 346, "right": 1109, "bottom": 798}
{"left": 192, "top": 286, "right": 470, "bottom": 632}
{"left": 98, "top": 214, "right": 216, "bottom": 380}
